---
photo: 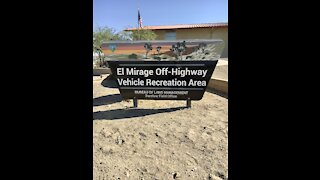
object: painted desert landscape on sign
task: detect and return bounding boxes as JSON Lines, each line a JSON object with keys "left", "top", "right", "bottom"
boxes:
{"left": 101, "top": 39, "right": 224, "bottom": 61}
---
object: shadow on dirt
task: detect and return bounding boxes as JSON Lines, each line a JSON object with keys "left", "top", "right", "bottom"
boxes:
{"left": 101, "top": 74, "right": 118, "bottom": 88}
{"left": 206, "top": 88, "right": 228, "bottom": 99}
{"left": 93, "top": 94, "right": 123, "bottom": 106}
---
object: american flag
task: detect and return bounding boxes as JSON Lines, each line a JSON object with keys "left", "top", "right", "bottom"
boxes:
{"left": 138, "top": 9, "right": 143, "bottom": 28}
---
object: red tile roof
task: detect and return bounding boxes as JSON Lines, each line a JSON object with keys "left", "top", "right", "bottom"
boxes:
{"left": 125, "top": 22, "right": 228, "bottom": 31}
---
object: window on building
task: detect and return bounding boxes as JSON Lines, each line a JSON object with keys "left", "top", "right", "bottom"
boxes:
{"left": 165, "top": 31, "right": 176, "bottom": 40}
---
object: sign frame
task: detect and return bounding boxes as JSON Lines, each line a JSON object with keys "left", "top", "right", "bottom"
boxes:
{"left": 107, "top": 60, "right": 218, "bottom": 108}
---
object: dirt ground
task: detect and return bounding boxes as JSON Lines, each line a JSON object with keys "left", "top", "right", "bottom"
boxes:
{"left": 93, "top": 74, "right": 228, "bottom": 180}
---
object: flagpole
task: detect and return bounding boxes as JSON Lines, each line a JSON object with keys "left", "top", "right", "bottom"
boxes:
{"left": 137, "top": 0, "right": 142, "bottom": 40}
{"left": 138, "top": 8, "right": 141, "bottom": 40}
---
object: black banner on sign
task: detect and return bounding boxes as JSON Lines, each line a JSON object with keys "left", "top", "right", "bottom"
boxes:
{"left": 108, "top": 60, "right": 218, "bottom": 100}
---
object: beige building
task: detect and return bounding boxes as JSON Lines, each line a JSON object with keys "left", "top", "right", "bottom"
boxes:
{"left": 126, "top": 22, "right": 228, "bottom": 58}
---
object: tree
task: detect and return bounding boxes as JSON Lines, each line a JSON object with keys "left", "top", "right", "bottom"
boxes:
{"left": 144, "top": 43, "right": 153, "bottom": 58}
{"left": 130, "top": 29, "right": 157, "bottom": 41}
{"left": 156, "top": 46, "right": 161, "bottom": 54}
{"left": 93, "top": 26, "right": 118, "bottom": 67}
{"left": 171, "top": 41, "right": 186, "bottom": 60}
{"left": 113, "top": 31, "right": 132, "bottom": 41}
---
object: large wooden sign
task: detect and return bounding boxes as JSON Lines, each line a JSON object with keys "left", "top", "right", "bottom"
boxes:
{"left": 103, "top": 39, "right": 223, "bottom": 107}
{"left": 108, "top": 60, "right": 218, "bottom": 100}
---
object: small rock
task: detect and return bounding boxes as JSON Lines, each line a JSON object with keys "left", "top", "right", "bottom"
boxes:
{"left": 125, "top": 171, "right": 130, "bottom": 177}
{"left": 172, "top": 172, "right": 178, "bottom": 179}
{"left": 116, "top": 136, "right": 125, "bottom": 145}
{"left": 209, "top": 174, "right": 223, "bottom": 180}
{"left": 214, "top": 171, "right": 225, "bottom": 180}
{"left": 139, "top": 132, "right": 146, "bottom": 137}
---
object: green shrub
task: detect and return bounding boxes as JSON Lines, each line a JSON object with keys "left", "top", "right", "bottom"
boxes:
{"left": 128, "top": 53, "right": 138, "bottom": 59}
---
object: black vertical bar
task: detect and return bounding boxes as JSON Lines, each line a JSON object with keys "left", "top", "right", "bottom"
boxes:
{"left": 133, "top": 97, "right": 138, "bottom": 108}
{"left": 187, "top": 98, "right": 191, "bottom": 108}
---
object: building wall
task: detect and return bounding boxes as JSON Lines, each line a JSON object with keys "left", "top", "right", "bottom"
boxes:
{"left": 153, "top": 27, "right": 228, "bottom": 58}
{"left": 154, "top": 30, "right": 166, "bottom": 40}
